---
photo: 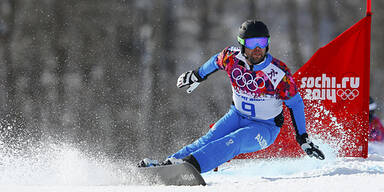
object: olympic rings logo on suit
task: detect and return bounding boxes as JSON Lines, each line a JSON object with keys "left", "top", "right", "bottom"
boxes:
{"left": 336, "top": 89, "right": 359, "bottom": 100}
{"left": 231, "top": 68, "right": 265, "bottom": 91}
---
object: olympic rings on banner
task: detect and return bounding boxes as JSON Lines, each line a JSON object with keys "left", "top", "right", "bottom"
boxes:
{"left": 231, "top": 68, "right": 265, "bottom": 91}
{"left": 336, "top": 89, "right": 359, "bottom": 100}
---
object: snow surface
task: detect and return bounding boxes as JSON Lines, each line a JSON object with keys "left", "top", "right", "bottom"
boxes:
{"left": 0, "top": 142, "right": 383, "bottom": 192}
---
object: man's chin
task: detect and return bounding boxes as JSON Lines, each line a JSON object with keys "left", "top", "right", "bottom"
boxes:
{"left": 249, "top": 57, "right": 264, "bottom": 65}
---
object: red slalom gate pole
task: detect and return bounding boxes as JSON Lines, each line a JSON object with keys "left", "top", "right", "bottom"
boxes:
{"left": 366, "top": 0, "right": 372, "bottom": 16}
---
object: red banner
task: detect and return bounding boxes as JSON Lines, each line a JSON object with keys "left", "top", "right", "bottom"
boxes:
{"left": 236, "top": 16, "right": 371, "bottom": 159}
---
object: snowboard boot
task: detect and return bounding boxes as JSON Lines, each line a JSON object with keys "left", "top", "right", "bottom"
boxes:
{"left": 183, "top": 155, "right": 201, "bottom": 173}
{"left": 162, "top": 155, "right": 201, "bottom": 173}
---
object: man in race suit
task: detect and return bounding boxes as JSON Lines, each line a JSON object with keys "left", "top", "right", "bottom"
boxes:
{"left": 138, "top": 20, "right": 324, "bottom": 173}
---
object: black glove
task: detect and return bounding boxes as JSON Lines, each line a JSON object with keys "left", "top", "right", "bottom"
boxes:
{"left": 296, "top": 133, "right": 325, "bottom": 160}
{"left": 176, "top": 70, "right": 202, "bottom": 93}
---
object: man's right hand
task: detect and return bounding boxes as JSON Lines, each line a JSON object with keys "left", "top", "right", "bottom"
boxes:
{"left": 176, "top": 71, "right": 201, "bottom": 93}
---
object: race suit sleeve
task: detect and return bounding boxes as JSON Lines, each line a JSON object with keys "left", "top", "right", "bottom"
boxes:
{"left": 284, "top": 93, "right": 307, "bottom": 135}
{"left": 275, "top": 60, "right": 307, "bottom": 136}
{"left": 197, "top": 46, "right": 236, "bottom": 79}
{"left": 197, "top": 53, "right": 220, "bottom": 79}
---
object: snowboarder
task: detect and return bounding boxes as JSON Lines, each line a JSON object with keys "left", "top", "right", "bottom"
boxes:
{"left": 139, "top": 20, "right": 324, "bottom": 173}
{"left": 368, "top": 97, "right": 384, "bottom": 142}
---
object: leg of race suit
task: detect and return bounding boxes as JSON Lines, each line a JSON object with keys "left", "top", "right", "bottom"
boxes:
{"left": 191, "top": 119, "right": 280, "bottom": 173}
{"left": 170, "top": 106, "right": 241, "bottom": 159}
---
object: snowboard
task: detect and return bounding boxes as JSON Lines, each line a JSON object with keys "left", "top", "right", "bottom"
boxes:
{"left": 137, "top": 162, "right": 206, "bottom": 186}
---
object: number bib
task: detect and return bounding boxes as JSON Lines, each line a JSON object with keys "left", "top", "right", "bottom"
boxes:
{"left": 230, "top": 62, "right": 285, "bottom": 120}
{"left": 232, "top": 88, "right": 283, "bottom": 120}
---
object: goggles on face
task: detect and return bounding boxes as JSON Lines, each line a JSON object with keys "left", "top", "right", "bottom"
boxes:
{"left": 237, "top": 36, "right": 270, "bottom": 49}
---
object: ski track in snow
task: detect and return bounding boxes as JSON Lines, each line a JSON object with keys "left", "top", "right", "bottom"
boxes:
{"left": 0, "top": 142, "right": 383, "bottom": 192}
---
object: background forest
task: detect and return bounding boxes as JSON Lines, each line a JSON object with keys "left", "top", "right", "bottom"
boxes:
{"left": 0, "top": 0, "right": 383, "bottom": 161}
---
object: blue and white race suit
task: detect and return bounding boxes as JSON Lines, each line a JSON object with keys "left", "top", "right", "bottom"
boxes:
{"left": 171, "top": 47, "right": 306, "bottom": 173}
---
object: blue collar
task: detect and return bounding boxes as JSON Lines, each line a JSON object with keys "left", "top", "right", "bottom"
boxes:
{"left": 251, "top": 54, "right": 273, "bottom": 71}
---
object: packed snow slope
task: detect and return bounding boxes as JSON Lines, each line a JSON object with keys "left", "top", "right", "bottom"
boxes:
{"left": 0, "top": 142, "right": 383, "bottom": 192}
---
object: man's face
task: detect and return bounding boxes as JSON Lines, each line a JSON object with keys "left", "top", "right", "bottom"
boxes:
{"left": 244, "top": 46, "right": 267, "bottom": 65}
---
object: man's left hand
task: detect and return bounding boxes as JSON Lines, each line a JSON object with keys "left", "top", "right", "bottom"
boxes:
{"left": 296, "top": 133, "right": 325, "bottom": 160}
